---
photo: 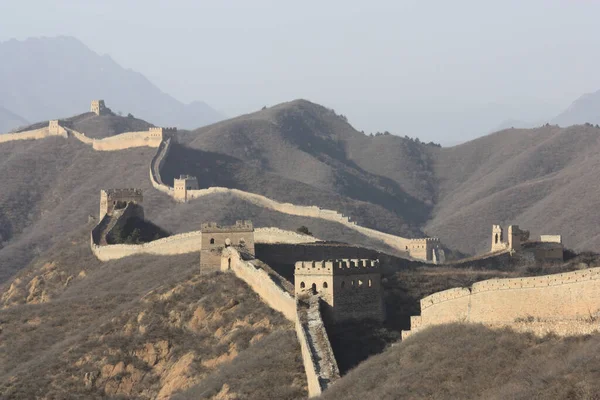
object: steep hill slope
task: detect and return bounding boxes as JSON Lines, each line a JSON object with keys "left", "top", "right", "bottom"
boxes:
{"left": 428, "top": 124, "right": 600, "bottom": 254}
{"left": 0, "top": 36, "right": 222, "bottom": 129}
{"left": 0, "top": 230, "right": 306, "bottom": 399}
{"left": 0, "top": 106, "right": 28, "bottom": 133}
{"left": 321, "top": 324, "right": 600, "bottom": 400}
{"left": 181, "top": 100, "right": 435, "bottom": 230}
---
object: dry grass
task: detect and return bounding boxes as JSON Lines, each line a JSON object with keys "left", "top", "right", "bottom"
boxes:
{"left": 321, "top": 324, "right": 600, "bottom": 400}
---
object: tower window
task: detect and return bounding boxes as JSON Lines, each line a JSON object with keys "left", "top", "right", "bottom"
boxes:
{"left": 341, "top": 281, "right": 345, "bottom": 289}
{"left": 323, "top": 282, "right": 328, "bottom": 289}
{"left": 210, "top": 238, "right": 215, "bottom": 244}
{"left": 300, "top": 282, "right": 305, "bottom": 289}
{"left": 311, "top": 283, "right": 317, "bottom": 293}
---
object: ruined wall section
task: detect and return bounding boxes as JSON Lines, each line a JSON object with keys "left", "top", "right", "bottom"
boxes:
{"left": 402, "top": 267, "right": 600, "bottom": 338}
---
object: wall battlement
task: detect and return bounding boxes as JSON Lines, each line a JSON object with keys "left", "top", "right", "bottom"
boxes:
{"left": 409, "top": 237, "right": 440, "bottom": 243}
{"left": 201, "top": 220, "right": 254, "bottom": 233}
{"left": 294, "top": 259, "right": 380, "bottom": 276}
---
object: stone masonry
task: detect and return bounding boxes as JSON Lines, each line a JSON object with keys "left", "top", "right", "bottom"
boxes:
{"left": 294, "top": 259, "right": 385, "bottom": 323}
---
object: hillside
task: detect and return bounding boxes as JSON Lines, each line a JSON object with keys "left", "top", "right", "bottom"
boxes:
{"left": 0, "top": 230, "right": 306, "bottom": 399}
{"left": 0, "top": 36, "right": 223, "bottom": 129}
{"left": 180, "top": 100, "right": 434, "bottom": 231}
{"left": 320, "top": 324, "right": 600, "bottom": 400}
{"left": 428, "top": 124, "right": 600, "bottom": 254}
{"left": 0, "top": 106, "right": 28, "bottom": 133}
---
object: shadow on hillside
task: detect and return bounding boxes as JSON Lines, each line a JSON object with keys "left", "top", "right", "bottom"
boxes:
{"left": 161, "top": 143, "right": 429, "bottom": 233}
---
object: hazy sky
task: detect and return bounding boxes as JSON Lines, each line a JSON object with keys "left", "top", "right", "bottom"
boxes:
{"left": 2, "top": 0, "right": 600, "bottom": 143}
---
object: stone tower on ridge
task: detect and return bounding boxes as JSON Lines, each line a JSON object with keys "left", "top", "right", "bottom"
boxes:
{"left": 91, "top": 100, "right": 108, "bottom": 116}
{"left": 174, "top": 175, "right": 199, "bottom": 202}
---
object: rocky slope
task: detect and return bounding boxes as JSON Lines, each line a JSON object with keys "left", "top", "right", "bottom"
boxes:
{"left": 0, "top": 231, "right": 306, "bottom": 399}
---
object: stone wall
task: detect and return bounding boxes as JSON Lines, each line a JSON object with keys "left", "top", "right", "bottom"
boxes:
{"left": 220, "top": 248, "right": 339, "bottom": 397}
{"left": 91, "top": 131, "right": 163, "bottom": 151}
{"left": 0, "top": 123, "right": 67, "bottom": 143}
{"left": 402, "top": 267, "right": 600, "bottom": 338}
{"left": 183, "top": 187, "right": 413, "bottom": 255}
{"left": 220, "top": 248, "right": 296, "bottom": 320}
{"left": 149, "top": 138, "right": 174, "bottom": 195}
{"left": 90, "top": 230, "right": 203, "bottom": 261}
{"left": 254, "top": 228, "right": 321, "bottom": 244}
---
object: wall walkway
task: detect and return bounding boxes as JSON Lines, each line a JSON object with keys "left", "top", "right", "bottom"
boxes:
{"left": 221, "top": 248, "right": 340, "bottom": 398}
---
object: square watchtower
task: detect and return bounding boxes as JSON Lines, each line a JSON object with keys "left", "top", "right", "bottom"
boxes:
{"left": 91, "top": 100, "right": 107, "bottom": 116}
{"left": 174, "top": 175, "right": 199, "bottom": 202}
{"left": 294, "top": 259, "right": 385, "bottom": 323}
{"left": 200, "top": 220, "right": 255, "bottom": 273}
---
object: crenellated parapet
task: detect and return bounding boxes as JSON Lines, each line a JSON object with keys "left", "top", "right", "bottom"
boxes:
{"left": 294, "top": 259, "right": 380, "bottom": 276}
{"left": 407, "top": 237, "right": 443, "bottom": 263}
{"left": 201, "top": 220, "right": 254, "bottom": 233}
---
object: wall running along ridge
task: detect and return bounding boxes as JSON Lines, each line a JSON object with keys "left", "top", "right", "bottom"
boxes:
{"left": 0, "top": 120, "right": 429, "bottom": 260}
{"left": 90, "top": 223, "right": 318, "bottom": 262}
{"left": 221, "top": 248, "right": 340, "bottom": 398}
{"left": 0, "top": 124, "right": 68, "bottom": 143}
{"left": 402, "top": 267, "right": 600, "bottom": 339}
{"left": 63, "top": 127, "right": 163, "bottom": 151}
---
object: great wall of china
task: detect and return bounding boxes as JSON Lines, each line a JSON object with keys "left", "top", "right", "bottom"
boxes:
{"left": 3, "top": 102, "right": 598, "bottom": 398}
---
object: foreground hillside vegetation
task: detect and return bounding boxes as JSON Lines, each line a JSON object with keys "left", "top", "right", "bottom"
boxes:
{"left": 321, "top": 324, "right": 600, "bottom": 400}
{"left": 0, "top": 230, "right": 306, "bottom": 399}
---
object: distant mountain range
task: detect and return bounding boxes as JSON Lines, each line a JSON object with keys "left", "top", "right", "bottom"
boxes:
{"left": 551, "top": 89, "right": 600, "bottom": 127}
{"left": 0, "top": 106, "right": 28, "bottom": 133}
{"left": 0, "top": 36, "right": 223, "bottom": 132}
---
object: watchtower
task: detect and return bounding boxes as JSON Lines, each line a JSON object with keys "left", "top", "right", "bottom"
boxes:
{"left": 174, "top": 175, "right": 199, "bottom": 202}
{"left": 48, "top": 120, "right": 61, "bottom": 135}
{"left": 99, "top": 188, "right": 143, "bottom": 220}
{"left": 407, "top": 238, "right": 442, "bottom": 262}
{"left": 91, "top": 100, "right": 107, "bottom": 116}
{"left": 294, "top": 259, "right": 385, "bottom": 323}
{"left": 200, "top": 220, "right": 255, "bottom": 272}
